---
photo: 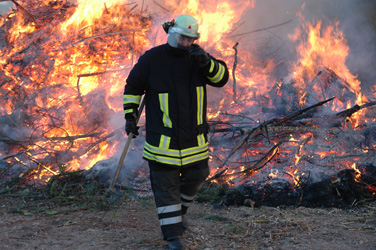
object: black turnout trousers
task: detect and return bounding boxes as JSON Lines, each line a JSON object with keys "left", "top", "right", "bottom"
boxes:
{"left": 148, "top": 160, "right": 210, "bottom": 240}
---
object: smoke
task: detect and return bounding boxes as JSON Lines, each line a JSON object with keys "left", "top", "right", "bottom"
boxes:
{"left": 234, "top": 0, "right": 376, "bottom": 91}
{"left": 0, "top": 2, "right": 14, "bottom": 15}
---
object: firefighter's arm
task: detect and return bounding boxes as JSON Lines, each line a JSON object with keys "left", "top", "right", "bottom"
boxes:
{"left": 189, "top": 44, "right": 229, "bottom": 87}
{"left": 201, "top": 58, "right": 229, "bottom": 87}
{"left": 123, "top": 58, "right": 147, "bottom": 137}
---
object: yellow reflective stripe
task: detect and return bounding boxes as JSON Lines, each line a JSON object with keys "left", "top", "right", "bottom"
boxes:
{"left": 181, "top": 151, "right": 209, "bottom": 165}
{"left": 180, "top": 142, "right": 208, "bottom": 156}
{"left": 208, "top": 59, "right": 215, "bottom": 74}
{"left": 197, "top": 133, "right": 205, "bottom": 146}
{"left": 208, "top": 63, "right": 225, "bottom": 83}
{"left": 196, "top": 86, "right": 204, "bottom": 125}
{"left": 145, "top": 142, "right": 180, "bottom": 157}
{"left": 143, "top": 142, "right": 209, "bottom": 166}
{"left": 124, "top": 109, "right": 134, "bottom": 114}
{"left": 143, "top": 149, "right": 209, "bottom": 166}
{"left": 145, "top": 142, "right": 208, "bottom": 158}
{"left": 143, "top": 150, "right": 182, "bottom": 165}
{"left": 123, "top": 94, "right": 141, "bottom": 104}
{"left": 159, "top": 135, "right": 171, "bottom": 149}
{"left": 159, "top": 93, "right": 172, "bottom": 128}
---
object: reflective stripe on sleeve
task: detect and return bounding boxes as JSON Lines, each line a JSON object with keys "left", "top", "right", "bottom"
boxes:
{"left": 123, "top": 94, "right": 141, "bottom": 104}
{"left": 124, "top": 109, "right": 132, "bottom": 114}
{"left": 208, "top": 63, "right": 225, "bottom": 83}
{"left": 208, "top": 59, "right": 215, "bottom": 74}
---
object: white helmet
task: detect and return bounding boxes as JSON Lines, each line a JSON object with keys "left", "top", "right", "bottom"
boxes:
{"left": 166, "top": 15, "right": 200, "bottom": 49}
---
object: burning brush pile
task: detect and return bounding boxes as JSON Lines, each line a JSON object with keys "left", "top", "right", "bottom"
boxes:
{"left": 0, "top": 0, "right": 152, "bottom": 181}
{"left": 209, "top": 78, "right": 376, "bottom": 207}
{"left": 0, "top": 0, "right": 375, "bottom": 208}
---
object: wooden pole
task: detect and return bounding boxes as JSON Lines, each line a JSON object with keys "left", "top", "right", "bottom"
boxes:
{"left": 109, "top": 98, "right": 145, "bottom": 192}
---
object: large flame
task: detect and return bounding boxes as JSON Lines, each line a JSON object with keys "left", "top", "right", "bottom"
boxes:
{"left": 0, "top": 0, "right": 374, "bottom": 191}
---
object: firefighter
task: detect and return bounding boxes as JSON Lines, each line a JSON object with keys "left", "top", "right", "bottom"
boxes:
{"left": 123, "top": 14, "right": 229, "bottom": 250}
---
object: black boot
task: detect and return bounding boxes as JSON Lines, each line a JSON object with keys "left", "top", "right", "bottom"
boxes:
{"left": 167, "top": 237, "right": 184, "bottom": 250}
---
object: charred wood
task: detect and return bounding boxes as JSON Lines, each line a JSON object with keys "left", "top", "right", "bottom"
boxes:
{"left": 11, "top": 0, "right": 39, "bottom": 26}
{"left": 211, "top": 97, "right": 334, "bottom": 175}
{"left": 208, "top": 142, "right": 281, "bottom": 182}
{"left": 222, "top": 168, "right": 375, "bottom": 208}
{"left": 232, "top": 42, "right": 239, "bottom": 103}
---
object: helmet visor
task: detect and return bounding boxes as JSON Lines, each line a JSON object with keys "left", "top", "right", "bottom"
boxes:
{"left": 168, "top": 30, "right": 197, "bottom": 49}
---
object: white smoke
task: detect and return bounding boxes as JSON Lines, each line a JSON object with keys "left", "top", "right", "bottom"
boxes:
{"left": 0, "top": 2, "right": 14, "bottom": 15}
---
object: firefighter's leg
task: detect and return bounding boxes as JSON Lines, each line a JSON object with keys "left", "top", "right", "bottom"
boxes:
{"left": 148, "top": 161, "right": 184, "bottom": 240}
{"left": 180, "top": 159, "right": 210, "bottom": 215}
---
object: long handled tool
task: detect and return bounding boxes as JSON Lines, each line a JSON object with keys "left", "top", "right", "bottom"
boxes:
{"left": 109, "top": 98, "right": 145, "bottom": 192}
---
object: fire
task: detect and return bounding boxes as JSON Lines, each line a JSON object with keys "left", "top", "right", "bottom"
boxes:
{"left": 0, "top": 0, "right": 154, "bottom": 182}
{"left": 269, "top": 169, "right": 278, "bottom": 178}
{"left": 0, "top": 0, "right": 374, "bottom": 191}
{"left": 288, "top": 8, "right": 369, "bottom": 126}
{"left": 350, "top": 163, "right": 362, "bottom": 182}
{"left": 315, "top": 149, "right": 339, "bottom": 159}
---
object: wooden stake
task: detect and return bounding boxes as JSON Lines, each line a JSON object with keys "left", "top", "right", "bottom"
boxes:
{"left": 109, "top": 98, "right": 145, "bottom": 192}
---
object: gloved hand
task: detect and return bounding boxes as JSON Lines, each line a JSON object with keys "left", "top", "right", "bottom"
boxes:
{"left": 125, "top": 118, "right": 139, "bottom": 138}
{"left": 189, "top": 44, "right": 210, "bottom": 68}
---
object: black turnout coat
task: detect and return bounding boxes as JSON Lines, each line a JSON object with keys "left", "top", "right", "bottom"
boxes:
{"left": 123, "top": 43, "right": 229, "bottom": 167}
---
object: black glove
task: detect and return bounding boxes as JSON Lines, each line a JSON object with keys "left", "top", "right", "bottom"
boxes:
{"left": 125, "top": 118, "right": 139, "bottom": 138}
{"left": 189, "top": 44, "right": 210, "bottom": 68}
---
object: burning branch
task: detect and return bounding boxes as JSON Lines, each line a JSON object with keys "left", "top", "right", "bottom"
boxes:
{"left": 72, "top": 28, "right": 147, "bottom": 46}
{"left": 336, "top": 101, "right": 376, "bottom": 118}
{"left": 207, "top": 142, "right": 281, "bottom": 182}
{"left": 274, "top": 97, "right": 335, "bottom": 126}
{"left": 241, "top": 142, "right": 281, "bottom": 174}
{"left": 153, "top": 0, "right": 170, "bottom": 12}
{"left": 10, "top": 0, "right": 39, "bottom": 26}
{"left": 226, "top": 19, "right": 293, "bottom": 39}
{"left": 232, "top": 42, "right": 239, "bottom": 103}
{"left": 213, "top": 97, "right": 335, "bottom": 171}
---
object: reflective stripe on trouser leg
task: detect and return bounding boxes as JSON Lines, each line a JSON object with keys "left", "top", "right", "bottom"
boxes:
{"left": 157, "top": 204, "right": 182, "bottom": 226}
{"left": 180, "top": 160, "right": 210, "bottom": 215}
{"left": 149, "top": 161, "right": 184, "bottom": 240}
{"left": 181, "top": 193, "right": 195, "bottom": 215}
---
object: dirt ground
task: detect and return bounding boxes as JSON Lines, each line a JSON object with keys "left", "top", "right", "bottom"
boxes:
{"left": 0, "top": 189, "right": 375, "bottom": 250}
